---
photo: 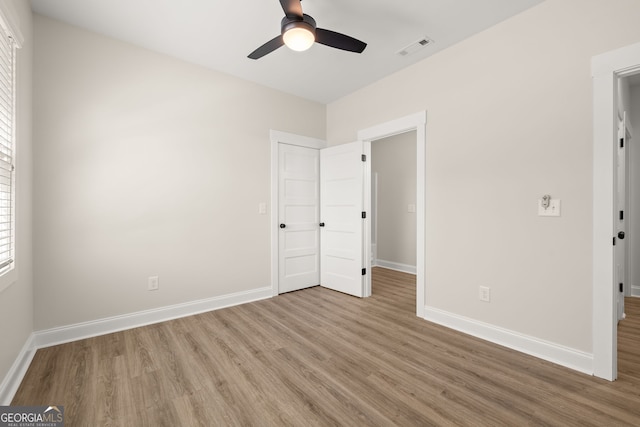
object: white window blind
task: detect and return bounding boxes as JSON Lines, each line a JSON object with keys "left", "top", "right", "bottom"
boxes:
{"left": 0, "top": 27, "right": 15, "bottom": 272}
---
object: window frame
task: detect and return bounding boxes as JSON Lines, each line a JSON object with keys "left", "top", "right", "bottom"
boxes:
{"left": 0, "top": 2, "right": 22, "bottom": 293}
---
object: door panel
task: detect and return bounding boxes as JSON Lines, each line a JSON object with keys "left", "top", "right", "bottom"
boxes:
{"left": 320, "top": 142, "right": 364, "bottom": 297}
{"left": 278, "top": 144, "right": 320, "bottom": 293}
{"left": 616, "top": 114, "right": 628, "bottom": 321}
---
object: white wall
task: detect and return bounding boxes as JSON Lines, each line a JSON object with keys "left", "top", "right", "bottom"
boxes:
{"left": 372, "top": 131, "right": 416, "bottom": 268}
{"left": 0, "top": 0, "right": 33, "bottom": 393}
{"left": 33, "top": 15, "right": 325, "bottom": 330}
{"left": 630, "top": 84, "right": 640, "bottom": 296}
{"left": 328, "top": 0, "right": 640, "bottom": 353}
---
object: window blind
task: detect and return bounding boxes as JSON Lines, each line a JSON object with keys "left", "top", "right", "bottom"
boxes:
{"left": 0, "top": 29, "right": 15, "bottom": 272}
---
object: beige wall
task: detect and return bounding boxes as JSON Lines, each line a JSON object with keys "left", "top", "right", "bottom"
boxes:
{"left": 0, "top": 0, "right": 33, "bottom": 391}
{"left": 33, "top": 15, "right": 325, "bottom": 330}
{"left": 372, "top": 131, "right": 416, "bottom": 267}
{"left": 328, "top": 0, "right": 640, "bottom": 353}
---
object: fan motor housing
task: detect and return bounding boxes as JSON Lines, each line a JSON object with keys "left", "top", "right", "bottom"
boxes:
{"left": 281, "top": 14, "right": 317, "bottom": 36}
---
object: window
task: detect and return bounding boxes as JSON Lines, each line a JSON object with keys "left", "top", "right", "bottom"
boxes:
{"left": 0, "top": 3, "right": 22, "bottom": 284}
{"left": 0, "top": 9, "right": 17, "bottom": 278}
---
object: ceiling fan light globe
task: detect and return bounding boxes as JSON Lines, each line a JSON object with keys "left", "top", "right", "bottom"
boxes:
{"left": 283, "top": 26, "right": 315, "bottom": 51}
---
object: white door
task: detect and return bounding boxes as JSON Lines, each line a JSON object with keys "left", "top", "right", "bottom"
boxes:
{"left": 278, "top": 144, "right": 320, "bottom": 293}
{"left": 615, "top": 114, "right": 628, "bottom": 321}
{"left": 320, "top": 142, "right": 365, "bottom": 297}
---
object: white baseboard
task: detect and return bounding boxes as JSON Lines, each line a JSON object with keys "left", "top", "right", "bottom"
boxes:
{"left": 423, "top": 306, "right": 593, "bottom": 375}
{"left": 631, "top": 285, "right": 640, "bottom": 298}
{"left": 0, "top": 334, "right": 36, "bottom": 405}
{"left": 374, "top": 259, "right": 416, "bottom": 275}
{"left": 34, "top": 286, "right": 273, "bottom": 349}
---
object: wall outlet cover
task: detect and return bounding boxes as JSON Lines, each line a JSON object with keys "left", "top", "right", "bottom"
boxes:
{"left": 479, "top": 286, "right": 491, "bottom": 302}
{"left": 148, "top": 276, "right": 159, "bottom": 291}
{"left": 538, "top": 199, "right": 561, "bottom": 217}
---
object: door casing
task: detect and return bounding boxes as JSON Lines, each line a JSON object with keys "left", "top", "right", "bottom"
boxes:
{"left": 592, "top": 41, "right": 640, "bottom": 381}
{"left": 358, "top": 112, "right": 427, "bottom": 317}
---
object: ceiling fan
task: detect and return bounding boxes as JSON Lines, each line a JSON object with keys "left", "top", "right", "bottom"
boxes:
{"left": 248, "top": 0, "right": 367, "bottom": 59}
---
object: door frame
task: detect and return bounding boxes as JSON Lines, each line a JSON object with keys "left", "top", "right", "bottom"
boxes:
{"left": 592, "top": 41, "right": 640, "bottom": 380}
{"left": 357, "top": 111, "right": 427, "bottom": 317}
{"left": 270, "top": 130, "right": 326, "bottom": 296}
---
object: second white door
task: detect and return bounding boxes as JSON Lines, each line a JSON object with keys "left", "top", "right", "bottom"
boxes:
{"left": 320, "top": 142, "right": 365, "bottom": 297}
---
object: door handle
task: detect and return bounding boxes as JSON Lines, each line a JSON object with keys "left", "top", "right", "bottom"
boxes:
{"left": 319, "top": 223, "right": 325, "bottom": 227}
{"left": 618, "top": 231, "right": 625, "bottom": 239}
{"left": 280, "top": 223, "right": 286, "bottom": 229}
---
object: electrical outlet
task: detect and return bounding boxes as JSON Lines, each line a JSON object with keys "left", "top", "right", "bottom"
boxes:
{"left": 479, "top": 286, "right": 491, "bottom": 302}
{"left": 148, "top": 276, "right": 159, "bottom": 291}
{"left": 538, "top": 199, "right": 561, "bottom": 217}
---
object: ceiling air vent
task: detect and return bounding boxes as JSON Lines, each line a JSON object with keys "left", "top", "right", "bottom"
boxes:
{"left": 396, "top": 37, "right": 433, "bottom": 56}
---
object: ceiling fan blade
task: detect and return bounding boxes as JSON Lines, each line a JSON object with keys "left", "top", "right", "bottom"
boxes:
{"left": 279, "top": 0, "right": 303, "bottom": 18}
{"left": 248, "top": 35, "right": 284, "bottom": 59}
{"left": 315, "top": 28, "right": 367, "bottom": 53}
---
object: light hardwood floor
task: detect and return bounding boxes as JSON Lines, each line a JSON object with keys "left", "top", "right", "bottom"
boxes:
{"left": 12, "top": 268, "right": 640, "bottom": 426}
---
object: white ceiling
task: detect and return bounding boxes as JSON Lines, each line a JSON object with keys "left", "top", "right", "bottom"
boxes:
{"left": 31, "top": 0, "right": 543, "bottom": 104}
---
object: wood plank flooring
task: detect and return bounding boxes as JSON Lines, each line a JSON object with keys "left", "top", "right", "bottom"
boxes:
{"left": 12, "top": 267, "right": 640, "bottom": 426}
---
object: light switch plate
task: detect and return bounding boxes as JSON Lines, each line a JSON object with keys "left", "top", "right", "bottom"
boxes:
{"left": 538, "top": 199, "right": 561, "bottom": 217}
{"left": 479, "top": 286, "right": 491, "bottom": 302}
{"left": 408, "top": 204, "right": 416, "bottom": 213}
{"left": 148, "top": 276, "right": 159, "bottom": 291}
{"left": 258, "top": 202, "right": 267, "bottom": 215}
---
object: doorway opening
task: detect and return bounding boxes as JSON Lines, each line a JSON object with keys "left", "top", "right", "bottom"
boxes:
{"left": 358, "top": 112, "right": 426, "bottom": 317}
{"left": 370, "top": 131, "right": 417, "bottom": 275}
{"left": 369, "top": 130, "right": 417, "bottom": 313}
{"left": 616, "top": 73, "right": 640, "bottom": 382}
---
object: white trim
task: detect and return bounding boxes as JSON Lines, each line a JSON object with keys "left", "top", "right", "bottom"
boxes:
{"left": 0, "top": 334, "right": 36, "bottom": 405}
{"left": 358, "top": 112, "right": 427, "bottom": 141}
{"left": 270, "top": 130, "right": 326, "bottom": 297}
{"left": 34, "top": 287, "right": 272, "bottom": 349}
{"left": 423, "top": 306, "right": 593, "bottom": 376}
{"left": 374, "top": 260, "right": 416, "bottom": 275}
{"left": 357, "top": 111, "right": 427, "bottom": 317}
{"left": 270, "top": 130, "right": 326, "bottom": 150}
{"left": 592, "top": 41, "right": 640, "bottom": 381}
